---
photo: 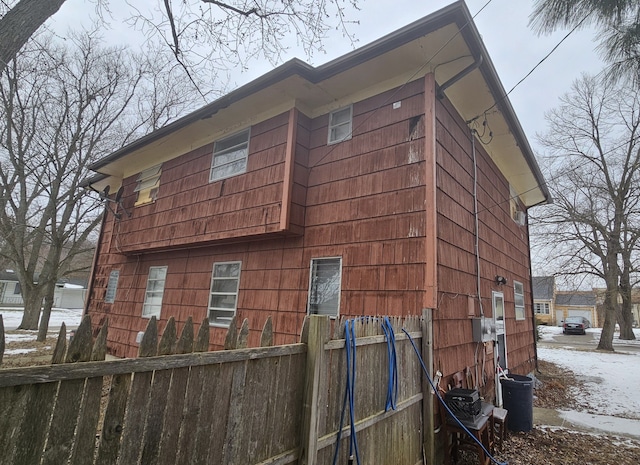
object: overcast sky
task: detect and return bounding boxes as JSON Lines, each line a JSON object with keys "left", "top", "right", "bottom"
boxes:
{"left": 49, "top": 0, "right": 604, "bottom": 154}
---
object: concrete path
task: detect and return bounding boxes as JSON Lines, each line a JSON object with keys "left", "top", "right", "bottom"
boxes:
{"left": 534, "top": 407, "right": 640, "bottom": 440}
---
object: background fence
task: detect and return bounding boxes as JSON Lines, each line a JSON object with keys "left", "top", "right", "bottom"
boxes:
{"left": 0, "top": 313, "right": 431, "bottom": 465}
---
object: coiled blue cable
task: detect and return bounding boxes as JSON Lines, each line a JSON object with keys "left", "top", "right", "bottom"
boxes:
{"left": 382, "top": 317, "right": 398, "bottom": 411}
{"left": 402, "top": 328, "right": 508, "bottom": 465}
{"left": 332, "top": 319, "right": 361, "bottom": 465}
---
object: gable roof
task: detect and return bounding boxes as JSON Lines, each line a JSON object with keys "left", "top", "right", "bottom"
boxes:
{"left": 555, "top": 292, "right": 596, "bottom": 307}
{"left": 532, "top": 276, "right": 555, "bottom": 300}
{"left": 85, "top": 1, "right": 549, "bottom": 208}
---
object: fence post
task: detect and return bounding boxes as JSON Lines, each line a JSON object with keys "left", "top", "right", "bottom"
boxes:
{"left": 422, "top": 308, "right": 435, "bottom": 465}
{"left": 299, "top": 315, "right": 328, "bottom": 465}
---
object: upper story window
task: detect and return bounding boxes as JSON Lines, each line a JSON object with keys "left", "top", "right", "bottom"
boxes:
{"left": 307, "top": 257, "right": 342, "bottom": 317}
{"left": 135, "top": 164, "right": 162, "bottom": 206}
{"left": 209, "top": 261, "right": 241, "bottom": 326}
{"left": 105, "top": 270, "right": 120, "bottom": 303}
{"left": 514, "top": 281, "right": 525, "bottom": 320}
{"left": 142, "top": 266, "right": 167, "bottom": 318}
{"left": 210, "top": 129, "right": 250, "bottom": 182}
{"left": 327, "top": 106, "right": 353, "bottom": 145}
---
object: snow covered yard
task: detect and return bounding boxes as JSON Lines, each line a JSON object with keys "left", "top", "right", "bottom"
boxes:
{"left": 1, "top": 307, "right": 83, "bottom": 355}
{"left": 537, "top": 325, "right": 640, "bottom": 437}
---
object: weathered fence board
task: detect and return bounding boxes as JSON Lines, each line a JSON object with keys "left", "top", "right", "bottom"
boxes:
{"left": 0, "top": 313, "right": 427, "bottom": 465}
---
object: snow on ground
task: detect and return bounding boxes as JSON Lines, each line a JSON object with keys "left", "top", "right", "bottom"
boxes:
{"left": 0, "top": 307, "right": 83, "bottom": 332}
{"left": 538, "top": 346, "right": 640, "bottom": 420}
{"left": 537, "top": 326, "right": 640, "bottom": 437}
{"left": 1, "top": 307, "right": 83, "bottom": 344}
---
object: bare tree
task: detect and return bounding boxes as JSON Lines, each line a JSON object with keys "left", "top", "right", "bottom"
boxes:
{"left": 0, "top": 0, "right": 358, "bottom": 91}
{"left": 530, "top": 0, "right": 640, "bottom": 84}
{"left": 530, "top": 74, "right": 640, "bottom": 351}
{"left": 0, "top": 30, "right": 202, "bottom": 338}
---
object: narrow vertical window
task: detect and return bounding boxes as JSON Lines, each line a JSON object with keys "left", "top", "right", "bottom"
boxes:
{"left": 209, "top": 261, "right": 241, "bottom": 326}
{"left": 307, "top": 257, "right": 342, "bottom": 317}
{"left": 105, "top": 270, "right": 120, "bottom": 303}
{"left": 327, "top": 106, "right": 353, "bottom": 144}
{"left": 142, "top": 266, "right": 167, "bottom": 318}
{"left": 134, "top": 164, "right": 162, "bottom": 206}
{"left": 514, "top": 281, "right": 525, "bottom": 320}
{"left": 210, "top": 129, "right": 250, "bottom": 182}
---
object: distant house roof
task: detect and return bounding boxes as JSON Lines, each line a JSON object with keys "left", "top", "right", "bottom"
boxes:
{"left": 555, "top": 293, "right": 596, "bottom": 307}
{"left": 532, "top": 276, "right": 554, "bottom": 300}
{"left": 0, "top": 270, "right": 18, "bottom": 281}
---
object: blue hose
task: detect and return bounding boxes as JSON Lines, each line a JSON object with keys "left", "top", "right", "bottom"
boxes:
{"left": 402, "top": 328, "right": 508, "bottom": 465}
{"left": 332, "top": 319, "right": 361, "bottom": 465}
{"left": 382, "top": 317, "right": 398, "bottom": 411}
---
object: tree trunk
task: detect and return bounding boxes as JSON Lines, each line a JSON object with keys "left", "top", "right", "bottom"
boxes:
{"left": 0, "top": 0, "right": 67, "bottom": 66}
{"left": 18, "top": 289, "right": 44, "bottom": 330}
{"left": 618, "top": 254, "right": 637, "bottom": 340}
{"left": 597, "top": 287, "right": 617, "bottom": 351}
{"left": 37, "top": 280, "right": 57, "bottom": 341}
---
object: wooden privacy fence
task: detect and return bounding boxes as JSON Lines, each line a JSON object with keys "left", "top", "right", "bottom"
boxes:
{"left": 0, "top": 313, "right": 431, "bottom": 465}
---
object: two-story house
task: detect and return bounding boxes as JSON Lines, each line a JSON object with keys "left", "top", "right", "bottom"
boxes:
{"left": 83, "top": 1, "right": 549, "bottom": 400}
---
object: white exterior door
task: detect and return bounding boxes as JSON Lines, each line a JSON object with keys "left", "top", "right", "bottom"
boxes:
{"left": 567, "top": 309, "right": 592, "bottom": 325}
{"left": 493, "top": 291, "right": 507, "bottom": 406}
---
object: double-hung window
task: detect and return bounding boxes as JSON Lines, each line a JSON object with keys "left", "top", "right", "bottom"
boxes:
{"left": 210, "top": 129, "right": 250, "bottom": 182}
{"left": 327, "top": 106, "right": 353, "bottom": 144}
{"left": 142, "top": 266, "right": 167, "bottom": 318}
{"left": 307, "top": 257, "right": 342, "bottom": 317}
{"left": 534, "top": 302, "right": 550, "bottom": 314}
{"left": 105, "top": 270, "right": 120, "bottom": 303}
{"left": 209, "top": 261, "right": 241, "bottom": 326}
{"left": 135, "top": 164, "right": 162, "bottom": 206}
{"left": 514, "top": 281, "right": 525, "bottom": 320}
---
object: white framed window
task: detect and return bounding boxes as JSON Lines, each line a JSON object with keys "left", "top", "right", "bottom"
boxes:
{"left": 142, "top": 266, "right": 167, "bottom": 318}
{"left": 105, "top": 270, "right": 120, "bottom": 303}
{"left": 209, "top": 261, "right": 242, "bottom": 326}
{"left": 210, "top": 129, "right": 250, "bottom": 182}
{"left": 534, "top": 302, "right": 550, "bottom": 315}
{"left": 327, "top": 106, "right": 353, "bottom": 145}
{"left": 514, "top": 281, "right": 525, "bottom": 320}
{"left": 307, "top": 257, "right": 342, "bottom": 317}
{"left": 135, "top": 164, "right": 162, "bottom": 206}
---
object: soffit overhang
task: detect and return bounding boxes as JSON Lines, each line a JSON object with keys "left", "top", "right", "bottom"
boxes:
{"left": 87, "top": 0, "right": 549, "bottom": 208}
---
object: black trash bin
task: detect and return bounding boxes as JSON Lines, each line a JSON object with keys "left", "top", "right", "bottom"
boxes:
{"left": 500, "top": 374, "right": 533, "bottom": 432}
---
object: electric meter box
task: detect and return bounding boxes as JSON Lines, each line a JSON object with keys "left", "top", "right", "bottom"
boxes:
{"left": 472, "top": 316, "right": 495, "bottom": 342}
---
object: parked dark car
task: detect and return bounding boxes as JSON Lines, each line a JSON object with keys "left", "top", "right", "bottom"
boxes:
{"left": 563, "top": 316, "right": 591, "bottom": 335}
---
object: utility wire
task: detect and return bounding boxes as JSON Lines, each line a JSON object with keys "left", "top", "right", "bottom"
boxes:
{"left": 477, "top": 14, "right": 590, "bottom": 119}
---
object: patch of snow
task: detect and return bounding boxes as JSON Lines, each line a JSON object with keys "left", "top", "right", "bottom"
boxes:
{"left": 537, "top": 347, "right": 640, "bottom": 420}
{"left": 4, "top": 348, "right": 37, "bottom": 355}
{"left": 558, "top": 411, "right": 640, "bottom": 439}
{"left": 1, "top": 307, "right": 82, "bottom": 330}
{"left": 3, "top": 333, "right": 37, "bottom": 343}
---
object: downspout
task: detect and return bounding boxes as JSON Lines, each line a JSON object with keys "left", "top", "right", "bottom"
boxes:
{"left": 437, "top": 54, "right": 483, "bottom": 100}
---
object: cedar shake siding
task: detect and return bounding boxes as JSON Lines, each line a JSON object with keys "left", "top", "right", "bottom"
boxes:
{"left": 433, "top": 96, "right": 535, "bottom": 386}
{"left": 88, "top": 80, "right": 428, "bottom": 358}
{"left": 84, "top": 4, "right": 548, "bottom": 399}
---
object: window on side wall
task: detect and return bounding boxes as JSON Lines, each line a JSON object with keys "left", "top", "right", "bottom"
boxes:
{"left": 135, "top": 164, "right": 162, "bottom": 206}
{"left": 327, "top": 106, "right": 353, "bottom": 145}
{"left": 307, "top": 257, "right": 342, "bottom": 317}
{"left": 534, "top": 302, "right": 550, "bottom": 314}
{"left": 142, "top": 266, "right": 167, "bottom": 318}
{"left": 514, "top": 281, "right": 525, "bottom": 320}
{"left": 105, "top": 270, "right": 120, "bottom": 303}
{"left": 210, "top": 129, "right": 250, "bottom": 182}
{"left": 209, "top": 261, "right": 242, "bottom": 326}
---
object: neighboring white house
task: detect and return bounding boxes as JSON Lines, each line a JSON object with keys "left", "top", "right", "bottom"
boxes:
{"left": 0, "top": 270, "right": 87, "bottom": 308}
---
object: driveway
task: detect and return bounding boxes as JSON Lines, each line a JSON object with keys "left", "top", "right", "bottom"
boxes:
{"left": 538, "top": 327, "right": 640, "bottom": 354}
